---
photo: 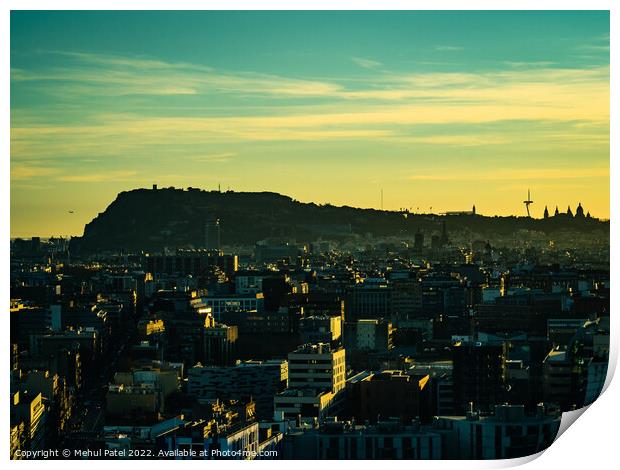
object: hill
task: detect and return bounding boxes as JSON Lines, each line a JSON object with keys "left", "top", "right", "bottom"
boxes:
{"left": 73, "top": 187, "right": 609, "bottom": 253}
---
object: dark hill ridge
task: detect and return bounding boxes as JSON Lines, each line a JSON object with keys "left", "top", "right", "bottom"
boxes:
{"left": 75, "top": 187, "right": 609, "bottom": 252}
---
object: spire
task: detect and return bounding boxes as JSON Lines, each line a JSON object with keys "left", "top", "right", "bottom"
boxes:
{"left": 554, "top": 206, "right": 559, "bottom": 216}
{"left": 472, "top": 204, "right": 476, "bottom": 215}
{"left": 586, "top": 211, "right": 591, "bottom": 218}
{"left": 567, "top": 206, "right": 573, "bottom": 217}
{"left": 575, "top": 202, "right": 584, "bottom": 218}
{"left": 544, "top": 206, "right": 549, "bottom": 219}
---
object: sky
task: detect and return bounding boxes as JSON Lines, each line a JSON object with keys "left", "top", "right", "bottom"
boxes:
{"left": 10, "top": 11, "right": 610, "bottom": 237}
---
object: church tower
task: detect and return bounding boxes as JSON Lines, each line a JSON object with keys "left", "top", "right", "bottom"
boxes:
{"left": 575, "top": 203, "right": 585, "bottom": 218}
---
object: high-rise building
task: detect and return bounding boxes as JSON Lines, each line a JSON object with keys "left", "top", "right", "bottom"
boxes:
{"left": 205, "top": 218, "right": 221, "bottom": 250}
{"left": 414, "top": 231, "right": 424, "bottom": 252}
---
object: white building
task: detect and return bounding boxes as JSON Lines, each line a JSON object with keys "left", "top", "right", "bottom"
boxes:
{"left": 287, "top": 343, "right": 345, "bottom": 393}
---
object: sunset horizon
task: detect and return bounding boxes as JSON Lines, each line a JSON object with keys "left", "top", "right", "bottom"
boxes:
{"left": 11, "top": 10, "right": 610, "bottom": 235}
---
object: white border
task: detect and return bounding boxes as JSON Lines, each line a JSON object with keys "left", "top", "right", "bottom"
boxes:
{"left": 2, "top": 2, "right": 616, "bottom": 468}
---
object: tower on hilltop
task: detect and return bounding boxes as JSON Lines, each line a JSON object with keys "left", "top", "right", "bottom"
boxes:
{"left": 523, "top": 189, "right": 534, "bottom": 217}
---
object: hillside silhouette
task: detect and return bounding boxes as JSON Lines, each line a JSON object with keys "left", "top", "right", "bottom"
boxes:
{"left": 73, "top": 187, "right": 609, "bottom": 252}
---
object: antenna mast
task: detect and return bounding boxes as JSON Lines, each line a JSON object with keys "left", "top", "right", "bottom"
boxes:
{"left": 523, "top": 189, "right": 534, "bottom": 217}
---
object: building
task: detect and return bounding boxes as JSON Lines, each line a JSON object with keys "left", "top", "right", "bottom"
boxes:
{"left": 113, "top": 361, "right": 182, "bottom": 412}
{"left": 10, "top": 302, "right": 56, "bottom": 350}
{"left": 18, "top": 370, "right": 73, "bottom": 437}
{"left": 30, "top": 328, "right": 100, "bottom": 364}
{"left": 106, "top": 383, "right": 160, "bottom": 423}
{"left": 205, "top": 218, "right": 221, "bottom": 250}
{"left": 274, "top": 343, "right": 346, "bottom": 421}
{"left": 188, "top": 360, "right": 288, "bottom": 419}
{"left": 145, "top": 250, "right": 237, "bottom": 280}
{"left": 299, "top": 315, "right": 342, "bottom": 344}
{"left": 390, "top": 276, "right": 423, "bottom": 320}
{"left": 344, "top": 318, "right": 393, "bottom": 353}
{"left": 452, "top": 341, "right": 505, "bottom": 414}
{"left": 204, "top": 323, "right": 238, "bottom": 366}
{"left": 235, "top": 270, "right": 269, "bottom": 295}
{"left": 10, "top": 391, "right": 47, "bottom": 455}
{"left": 435, "top": 404, "right": 561, "bottom": 459}
{"left": 254, "top": 241, "right": 299, "bottom": 264}
{"left": 274, "top": 388, "right": 339, "bottom": 421}
{"left": 421, "top": 274, "right": 465, "bottom": 317}
{"left": 283, "top": 419, "right": 442, "bottom": 459}
{"left": 414, "top": 232, "right": 425, "bottom": 252}
{"left": 159, "top": 419, "right": 282, "bottom": 460}
{"left": 346, "top": 279, "right": 392, "bottom": 321}
{"left": 287, "top": 343, "right": 345, "bottom": 393}
{"left": 203, "top": 294, "right": 264, "bottom": 321}
{"left": 346, "top": 371, "right": 431, "bottom": 424}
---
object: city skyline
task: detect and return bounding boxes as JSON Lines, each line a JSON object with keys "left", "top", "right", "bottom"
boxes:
{"left": 10, "top": 11, "right": 610, "bottom": 237}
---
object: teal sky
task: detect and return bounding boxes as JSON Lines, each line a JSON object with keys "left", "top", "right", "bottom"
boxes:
{"left": 10, "top": 11, "right": 610, "bottom": 237}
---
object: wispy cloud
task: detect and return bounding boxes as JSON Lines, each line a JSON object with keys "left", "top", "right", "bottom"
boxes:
{"left": 407, "top": 167, "right": 609, "bottom": 182}
{"left": 351, "top": 57, "right": 382, "bottom": 69}
{"left": 11, "top": 164, "right": 60, "bottom": 180}
{"left": 57, "top": 170, "right": 138, "bottom": 183}
{"left": 10, "top": 51, "right": 609, "bottom": 183}
{"left": 189, "top": 152, "right": 237, "bottom": 163}
{"left": 11, "top": 51, "right": 342, "bottom": 97}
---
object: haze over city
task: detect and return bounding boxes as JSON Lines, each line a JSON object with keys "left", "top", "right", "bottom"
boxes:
{"left": 10, "top": 11, "right": 609, "bottom": 238}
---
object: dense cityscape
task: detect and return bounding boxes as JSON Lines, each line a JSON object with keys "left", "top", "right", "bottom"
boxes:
{"left": 9, "top": 185, "right": 610, "bottom": 460}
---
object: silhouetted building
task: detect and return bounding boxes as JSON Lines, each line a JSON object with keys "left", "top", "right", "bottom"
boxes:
{"left": 434, "top": 404, "right": 561, "bottom": 459}
{"left": 452, "top": 341, "right": 505, "bottom": 414}
{"left": 346, "top": 278, "right": 392, "bottom": 321}
{"left": 204, "top": 323, "right": 238, "bottom": 366}
{"left": 283, "top": 419, "right": 442, "bottom": 459}
{"left": 205, "top": 218, "right": 221, "bottom": 250}
{"left": 346, "top": 371, "right": 431, "bottom": 424}
{"left": 575, "top": 203, "right": 585, "bottom": 218}
{"left": 414, "top": 232, "right": 424, "bottom": 252}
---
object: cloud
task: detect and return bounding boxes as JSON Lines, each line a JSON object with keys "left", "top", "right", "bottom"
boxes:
{"left": 504, "top": 61, "right": 556, "bottom": 68}
{"left": 11, "top": 51, "right": 342, "bottom": 97}
{"left": 11, "top": 164, "right": 60, "bottom": 180}
{"left": 10, "top": 51, "right": 609, "bottom": 180}
{"left": 407, "top": 167, "right": 609, "bottom": 182}
{"left": 391, "top": 135, "right": 510, "bottom": 147}
{"left": 351, "top": 57, "right": 382, "bottom": 69}
{"left": 57, "top": 170, "right": 138, "bottom": 183}
{"left": 190, "top": 152, "right": 237, "bottom": 163}
{"left": 11, "top": 51, "right": 609, "bottom": 109}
